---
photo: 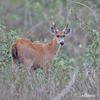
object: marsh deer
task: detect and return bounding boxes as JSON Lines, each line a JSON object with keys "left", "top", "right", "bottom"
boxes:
{"left": 10, "top": 21, "right": 71, "bottom": 73}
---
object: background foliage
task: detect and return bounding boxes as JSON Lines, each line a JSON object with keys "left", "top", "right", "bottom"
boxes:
{"left": 0, "top": 0, "right": 100, "bottom": 100}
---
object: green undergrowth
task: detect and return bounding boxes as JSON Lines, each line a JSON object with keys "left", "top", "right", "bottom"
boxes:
{"left": 0, "top": 24, "right": 100, "bottom": 99}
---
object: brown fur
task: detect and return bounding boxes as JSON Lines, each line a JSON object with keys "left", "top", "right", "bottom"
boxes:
{"left": 10, "top": 23, "right": 70, "bottom": 72}
{"left": 10, "top": 37, "right": 59, "bottom": 72}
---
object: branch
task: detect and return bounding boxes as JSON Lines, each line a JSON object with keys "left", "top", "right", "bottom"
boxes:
{"left": 70, "top": 0, "right": 98, "bottom": 23}
{"left": 28, "top": 21, "right": 43, "bottom": 33}
{"left": 52, "top": 67, "right": 79, "bottom": 100}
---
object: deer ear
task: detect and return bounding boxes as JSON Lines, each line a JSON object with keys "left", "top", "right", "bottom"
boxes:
{"left": 65, "top": 28, "right": 72, "bottom": 35}
{"left": 50, "top": 26, "right": 56, "bottom": 35}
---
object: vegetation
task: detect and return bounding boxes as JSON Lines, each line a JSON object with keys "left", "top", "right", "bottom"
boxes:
{"left": 0, "top": 0, "right": 100, "bottom": 100}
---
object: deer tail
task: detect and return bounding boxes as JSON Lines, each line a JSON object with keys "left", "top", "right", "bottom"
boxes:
{"left": 11, "top": 44, "right": 18, "bottom": 60}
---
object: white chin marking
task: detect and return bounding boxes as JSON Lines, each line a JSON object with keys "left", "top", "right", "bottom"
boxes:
{"left": 59, "top": 44, "right": 61, "bottom": 48}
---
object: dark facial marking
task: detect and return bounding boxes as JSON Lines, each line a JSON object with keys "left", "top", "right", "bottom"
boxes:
{"left": 62, "top": 35, "right": 65, "bottom": 37}
{"left": 60, "top": 42, "right": 64, "bottom": 45}
{"left": 57, "top": 35, "right": 60, "bottom": 38}
{"left": 56, "top": 35, "right": 65, "bottom": 38}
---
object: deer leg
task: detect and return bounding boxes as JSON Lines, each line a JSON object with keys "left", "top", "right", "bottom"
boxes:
{"left": 31, "top": 67, "right": 37, "bottom": 81}
{"left": 43, "top": 66, "right": 49, "bottom": 79}
{"left": 33, "top": 70, "right": 36, "bottom": 81}
{"left": 12, "top": 58, "right": 19, "bottom": 72}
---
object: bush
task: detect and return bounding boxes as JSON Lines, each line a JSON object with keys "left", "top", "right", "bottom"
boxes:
{"left": 0, "top": 25, "right": 19, "bottom": 68}
{"left": 0, "top": 23, "right": 100, "bottom": 100}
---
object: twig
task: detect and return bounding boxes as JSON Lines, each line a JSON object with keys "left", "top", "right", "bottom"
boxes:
{"left": 29, "top": 8, "right": 32, "bottom": 26}
{"left": 24, "top": 4, "right": 28, "bottom": 29}
{"left": 28, "top": 21, "right": 43, "bottom": 33}
{"left": 70, "top": 0, "right": 98, "bottom": 23}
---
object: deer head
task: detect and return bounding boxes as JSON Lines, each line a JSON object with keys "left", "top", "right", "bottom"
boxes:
{"left": 50, "top": 21, "right": 71, "bottom": 46}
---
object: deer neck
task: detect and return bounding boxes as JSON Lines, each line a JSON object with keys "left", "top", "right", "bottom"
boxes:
{"left": 47, "top": 36, "right": 60, "bottom": 55}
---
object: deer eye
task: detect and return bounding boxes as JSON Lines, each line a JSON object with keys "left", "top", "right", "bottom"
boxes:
{"left": 57, "top": 35, "right": 60, "bottom": 38}
{"left": 63, "top": 35, "right": 65, "bottom": 37}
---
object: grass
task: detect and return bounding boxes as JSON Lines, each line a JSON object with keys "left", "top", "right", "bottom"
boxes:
{"left": 0, "top": 24, "right": 100, "bottom": 100}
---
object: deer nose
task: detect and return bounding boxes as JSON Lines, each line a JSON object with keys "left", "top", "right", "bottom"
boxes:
{"left": 60, "top": 42, "right": 64, "bottom": 46}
